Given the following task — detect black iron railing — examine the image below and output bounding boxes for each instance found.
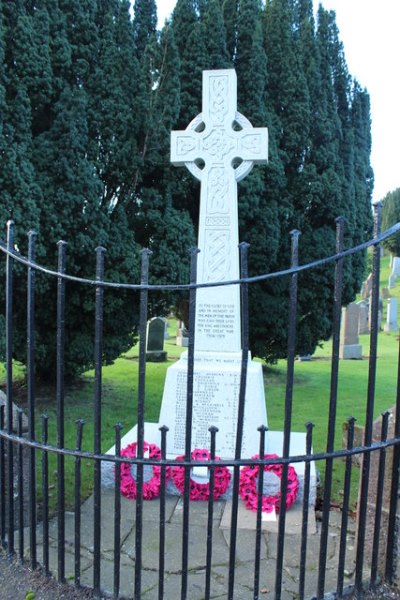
[0,209,399,600]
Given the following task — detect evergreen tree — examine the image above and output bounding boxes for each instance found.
[203,0,230,69]
[0,0,142,379]
[0,0,375,376]
[222,0,239,61]
[133,0,157,56]
[381,189,400,257]
[133,21,195,311]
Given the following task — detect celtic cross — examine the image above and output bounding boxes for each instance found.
[171,70,268,353]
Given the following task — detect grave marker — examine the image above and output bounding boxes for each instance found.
[340,302,362,359]
[146,317,167,362]
[357,300,369,335]
[384,297,399,331]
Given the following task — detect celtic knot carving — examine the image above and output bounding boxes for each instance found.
[206,217,230,227]
[210,76,229,125]
[241,134,262,154]
[207,168,229,213]
[202,129,235,161]
[177,136,197,156]
[205,230,231,282]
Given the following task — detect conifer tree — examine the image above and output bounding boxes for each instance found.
[0,0,374,376]
[381,188,400,257]
[0,0,141,379]
[204,0,230,69]
[133,0,157,55]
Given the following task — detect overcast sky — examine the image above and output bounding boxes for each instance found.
[153,0,400,203]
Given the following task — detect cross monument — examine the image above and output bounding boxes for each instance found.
[159,70,269,458]
[171,69,268,352]
[103,70,315,506]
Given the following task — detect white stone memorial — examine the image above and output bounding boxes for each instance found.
[159,69,269,458]
[103,70,316,508]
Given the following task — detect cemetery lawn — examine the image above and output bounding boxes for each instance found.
[2,263,399,514]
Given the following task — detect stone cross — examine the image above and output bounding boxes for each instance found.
[171,70,268,353]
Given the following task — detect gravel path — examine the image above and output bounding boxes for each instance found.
[0,549,94,600]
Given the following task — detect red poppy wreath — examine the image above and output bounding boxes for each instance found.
[172,449,231,501]
[119,441,170,500]
[239,454,299,513]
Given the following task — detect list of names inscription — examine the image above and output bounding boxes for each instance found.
[173,368,250,457]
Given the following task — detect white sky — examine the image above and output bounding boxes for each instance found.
[154,0,400,203]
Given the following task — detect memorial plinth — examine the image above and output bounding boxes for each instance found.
[159,351,267,458]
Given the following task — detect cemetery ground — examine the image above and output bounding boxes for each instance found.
[2,255,398,515]
[0,255,399,598]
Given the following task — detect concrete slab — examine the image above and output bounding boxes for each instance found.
[220,500,317,534]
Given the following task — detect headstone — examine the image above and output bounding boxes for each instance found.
[340,302,362,359]
[384,297,399,332]
[146,317,167,362]
[392,256,400,278]
[357,300,369,335]
[163,318,170,340]
[176,321,189,347]
[381,287,391,300]
[160,69,269,458]
[362,273,373,299]
[297,354,312,362]
[0,390,29,433]
[389,257,400,288]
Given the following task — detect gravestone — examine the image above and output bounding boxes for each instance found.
[146,317,167,362]
[176,321,189,347]
[389,257,400,288]
[357,300,369,335]
[340,302,362,359]
[384,297,399,332]
[163,318,169,340]
[392,256,400,278]
[381,287,391,300]
[0,390,29,432]
[361,273,373,299]
[160,69,269,458]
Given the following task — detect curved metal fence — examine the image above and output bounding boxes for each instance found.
[0,211,399,600]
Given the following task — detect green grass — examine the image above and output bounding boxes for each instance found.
[3,257,399,513]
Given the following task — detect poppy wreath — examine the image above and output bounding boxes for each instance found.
[119,441,170,500]
[172,449,231,501]
[239,454,299,513]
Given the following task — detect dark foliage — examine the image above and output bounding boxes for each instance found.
[0,0,373,377]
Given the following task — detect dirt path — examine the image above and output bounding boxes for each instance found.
[0,548,94,600]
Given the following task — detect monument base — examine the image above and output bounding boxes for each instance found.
[158,350,268,459]
[102,425,317,510]
[340,344,363,359]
